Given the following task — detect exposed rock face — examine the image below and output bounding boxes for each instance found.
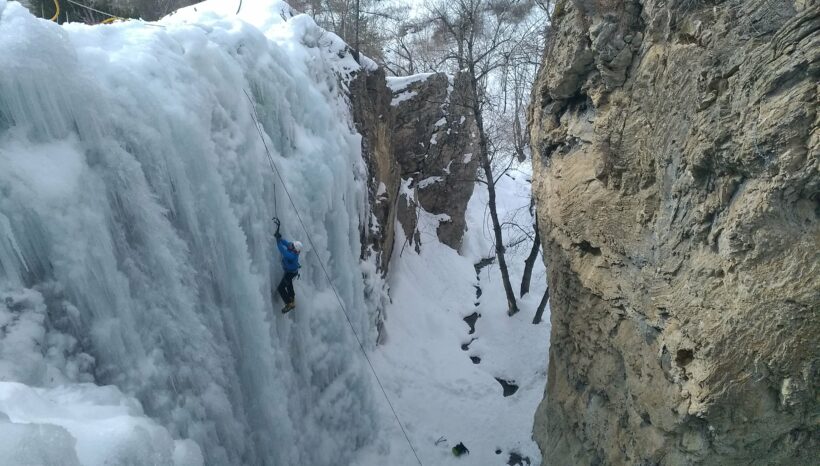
[349,68,399,273]
[349,70,480,269]
[529,1,819,464]
[389,72,481,251]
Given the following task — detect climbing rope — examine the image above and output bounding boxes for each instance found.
[49,0,60,22]
[273,180,278,218]
[242,89,279,218]
[243,89,423,466]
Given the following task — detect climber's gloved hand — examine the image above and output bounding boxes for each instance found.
[273,217,281,239]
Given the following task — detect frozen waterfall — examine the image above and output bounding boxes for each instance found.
[0,1,385,464]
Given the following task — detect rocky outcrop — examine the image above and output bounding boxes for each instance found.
[349,68,400,273]
[350,70,480,269]
[389,72,481,251]
[529,1,818,464]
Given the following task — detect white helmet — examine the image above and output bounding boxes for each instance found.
[291,241,303,253]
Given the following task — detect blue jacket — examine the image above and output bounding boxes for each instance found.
[277,238,301,272]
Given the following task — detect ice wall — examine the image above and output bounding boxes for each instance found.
[0,1,381,464]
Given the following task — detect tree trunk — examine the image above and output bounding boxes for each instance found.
[468,70,519,316]
[481,154,519,315]
[520,218,541,297]
[353,0,360,62]
[532,287,549,324]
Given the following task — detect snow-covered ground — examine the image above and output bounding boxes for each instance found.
[359,167,551,465]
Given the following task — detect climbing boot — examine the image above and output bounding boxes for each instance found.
[281,301,295,314]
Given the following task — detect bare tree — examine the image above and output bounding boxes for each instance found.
[533,0,553,20]
[381,18,443,76]
[417,0,547,316]
[532,286,549,324]
[519,215,540,296]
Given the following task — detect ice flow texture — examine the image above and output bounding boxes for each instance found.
[0,1,379,464]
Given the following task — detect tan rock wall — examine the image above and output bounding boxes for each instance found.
[529,0,819,463]
[349,68,399,273]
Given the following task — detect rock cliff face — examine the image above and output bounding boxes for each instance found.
[389,72,481,252]
[528,1,818,464]
[350,70,480,269]
[349,68,400,273]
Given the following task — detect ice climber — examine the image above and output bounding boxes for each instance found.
[273,217,302,313]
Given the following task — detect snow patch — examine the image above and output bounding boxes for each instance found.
[399,178,416,204]
[417,176,443,189]
[370,212,381,233]
[391,90,417,107]
[386,72,435,93]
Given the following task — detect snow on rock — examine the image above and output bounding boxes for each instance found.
[417,176,443,189]
[0,0,384,464]
[385,72,436,93]
[390,90,418,107]
[399,177,416,204]
[387,73,442,107]
[376,181,388,197]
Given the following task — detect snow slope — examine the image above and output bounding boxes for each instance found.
[360,166,551,465]
[0,1,386,464]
